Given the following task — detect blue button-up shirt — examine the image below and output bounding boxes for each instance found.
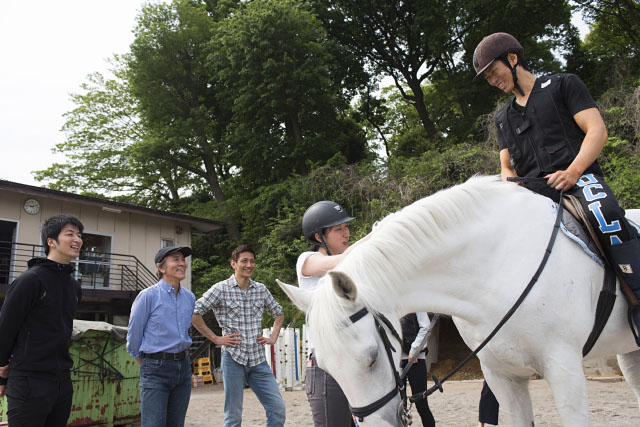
[126,279,195,358]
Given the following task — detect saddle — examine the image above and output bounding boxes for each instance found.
[561,195,639,353]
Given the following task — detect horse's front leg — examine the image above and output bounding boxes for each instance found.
[483,370,534,427]
[542,348,590,426]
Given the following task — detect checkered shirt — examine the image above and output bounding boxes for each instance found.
[194,274,283,367]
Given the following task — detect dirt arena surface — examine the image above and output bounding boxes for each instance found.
[185,377,639,426]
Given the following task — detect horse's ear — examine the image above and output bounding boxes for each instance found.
[276,279,313,312]
[328,271,357,302]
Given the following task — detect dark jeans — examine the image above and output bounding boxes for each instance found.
[306,361,353,427]
[139,356,192,427]
[400,358,435,427]
[479,380,499,425]
[6,372,73,427]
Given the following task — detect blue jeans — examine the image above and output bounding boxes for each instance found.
[221,351,286,427]
[139,357,192,427]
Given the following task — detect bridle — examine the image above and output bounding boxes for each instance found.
[347,307,412,426]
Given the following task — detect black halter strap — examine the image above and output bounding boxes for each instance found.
[347,307,410,424]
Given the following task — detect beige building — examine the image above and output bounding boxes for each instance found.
[0,179,224,325]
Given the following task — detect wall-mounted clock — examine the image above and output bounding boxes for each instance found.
[23,198,40,215]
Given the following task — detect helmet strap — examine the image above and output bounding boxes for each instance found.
[319,235,332,256]
[502,54,525,97]
[511,65,525,96]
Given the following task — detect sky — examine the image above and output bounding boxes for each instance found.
[1,0,151,186]
[0,1,590,187]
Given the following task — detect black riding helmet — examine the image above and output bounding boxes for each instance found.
[302,201,355,255]
[473,32,525,96]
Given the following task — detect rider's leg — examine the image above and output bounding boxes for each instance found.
[569,174,640,334]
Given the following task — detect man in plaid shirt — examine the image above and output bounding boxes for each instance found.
[192,245,286,427]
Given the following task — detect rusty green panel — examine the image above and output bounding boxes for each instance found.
[0,326,140,426]
[0,391,5,424]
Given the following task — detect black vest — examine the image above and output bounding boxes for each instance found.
[400,313,419,355]
[494,73,603,179]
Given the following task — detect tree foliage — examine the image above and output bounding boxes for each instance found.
[34,0,640,325]
[211,0,370,186]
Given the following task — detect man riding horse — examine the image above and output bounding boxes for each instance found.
[473,32,640,337]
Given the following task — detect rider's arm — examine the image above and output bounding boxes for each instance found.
[301,233,372,276]
[500,148,517,182]
[546,107,607,190]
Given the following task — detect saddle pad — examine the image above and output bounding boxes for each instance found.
[549,201,603,266]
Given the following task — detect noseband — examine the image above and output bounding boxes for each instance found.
[347,307,412,426]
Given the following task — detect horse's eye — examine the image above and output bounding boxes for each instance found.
[364,347,378,368]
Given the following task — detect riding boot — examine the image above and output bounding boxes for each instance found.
[607,237,640,340]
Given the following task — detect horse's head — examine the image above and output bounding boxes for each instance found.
[277,272,407,426]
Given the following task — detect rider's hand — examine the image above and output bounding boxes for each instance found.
[545,169,579,191]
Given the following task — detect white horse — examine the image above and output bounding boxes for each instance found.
[278,175,640,426]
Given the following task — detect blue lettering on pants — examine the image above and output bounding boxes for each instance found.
[578,174,623,244]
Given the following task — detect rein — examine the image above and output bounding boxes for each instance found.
[410,177,565,403]
[348,307,411,425]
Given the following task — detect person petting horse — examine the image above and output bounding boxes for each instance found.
[297,201,370,427]
[473,32,640,337]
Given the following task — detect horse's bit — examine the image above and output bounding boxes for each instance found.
[347,307,412,426]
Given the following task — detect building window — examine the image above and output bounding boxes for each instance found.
[161,238,174,248]
[76,233,112,288]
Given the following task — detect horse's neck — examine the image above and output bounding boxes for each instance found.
[392,192,559,322]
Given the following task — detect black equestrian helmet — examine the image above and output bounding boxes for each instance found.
[302,201,355,244]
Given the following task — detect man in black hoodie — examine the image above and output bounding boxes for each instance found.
[0,214,83,427]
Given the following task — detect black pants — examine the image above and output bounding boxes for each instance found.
[400,358,435,427]
[479,380,499,425]
[6,372,73,427]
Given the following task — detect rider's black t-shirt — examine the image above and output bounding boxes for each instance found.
[494,73,603,178]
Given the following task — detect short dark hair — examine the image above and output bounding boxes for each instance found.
[231,245,255,262]
[41,214,84,255]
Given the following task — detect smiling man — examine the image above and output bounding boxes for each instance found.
[127,246,196,427]
[473,32,640,337]
[192,244,286,427]
[0,214,84,426]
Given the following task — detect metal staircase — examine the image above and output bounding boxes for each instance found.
[188,311,220,361]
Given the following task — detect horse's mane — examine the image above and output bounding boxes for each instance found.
[307,175,526,354]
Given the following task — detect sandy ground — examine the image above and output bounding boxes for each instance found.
[185,377,640,426]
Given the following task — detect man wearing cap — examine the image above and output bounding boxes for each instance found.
[473,32,640,337]
[127,246,196,427]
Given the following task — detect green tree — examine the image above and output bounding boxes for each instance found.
[315,0,575,146]
[568,1,640,97]
[33,60,193,209]
[211,0,370,186]
[128,0,241,239]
